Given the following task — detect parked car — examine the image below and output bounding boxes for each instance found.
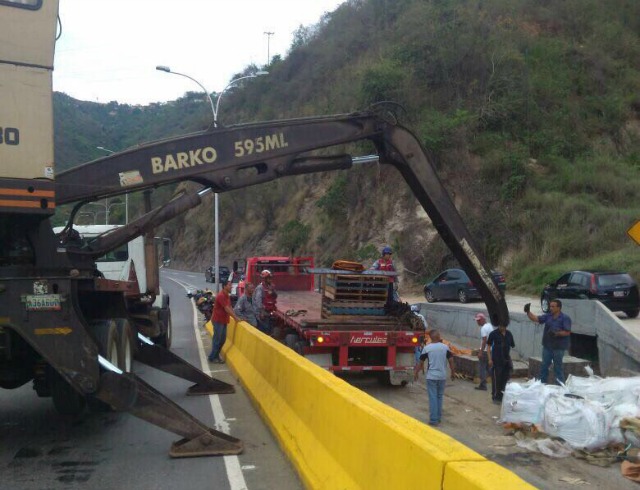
[204,265,230,284]
[540,270,640,318]
[423,268,506,304]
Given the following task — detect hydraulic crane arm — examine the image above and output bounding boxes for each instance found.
[57,111,509,327]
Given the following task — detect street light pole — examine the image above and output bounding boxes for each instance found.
[97,146,128,224]
[85,200,124,225]
[155,66,216,122]
[210,71,267,294]
[156,66,268,293]
[264,31,274,65]
[213,71,268,127]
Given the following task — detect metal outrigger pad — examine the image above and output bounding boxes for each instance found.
[135,340,235,394]
[96,371,243,457]
[170,428,244,458]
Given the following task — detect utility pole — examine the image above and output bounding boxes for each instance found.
[264,31,274,65]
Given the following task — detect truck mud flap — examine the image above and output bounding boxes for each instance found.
[135,341,235,395]
[96,371,243,457]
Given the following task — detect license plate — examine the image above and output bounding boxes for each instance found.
[25,294,62,311]
[613,291,625,297]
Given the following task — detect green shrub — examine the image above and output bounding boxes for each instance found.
[359,58,405,106]
[316,175,348,220]
[356,244,378,262]
[278,220,310,254]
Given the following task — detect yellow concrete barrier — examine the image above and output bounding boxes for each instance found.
[219,321,534,490]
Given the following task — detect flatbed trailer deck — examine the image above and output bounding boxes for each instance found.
[273,290,419,384]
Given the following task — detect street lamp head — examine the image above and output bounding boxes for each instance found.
[155,65,216,122]
[255,70,269,77]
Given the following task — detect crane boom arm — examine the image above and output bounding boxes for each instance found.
[56,111,509,327]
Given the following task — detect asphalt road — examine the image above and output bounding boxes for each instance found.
[0,269,302,490]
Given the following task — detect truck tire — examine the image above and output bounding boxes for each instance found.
[285,334,299,349]
[377,371,391,386]
[90,319,120,368]
[626,309,640,319]
[156,311,172,349]
[87,320,120,412]
[294,340,307,355]
[115,318,135,372]
[51,371,86,416]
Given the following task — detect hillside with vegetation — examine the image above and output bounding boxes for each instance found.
[53,0,640,295]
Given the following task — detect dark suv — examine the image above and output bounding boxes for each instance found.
[205,265,230,284]
[541,271,639,318]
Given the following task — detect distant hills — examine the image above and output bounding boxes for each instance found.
[54,0,640,293]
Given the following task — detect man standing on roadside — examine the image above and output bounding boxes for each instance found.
[524,299,571,384]
[413,329,456,426]
[208,279,240,364]
[474,313,495,391]
[234,282,257,326]
[487,324,515,404]
[254,269,278,334]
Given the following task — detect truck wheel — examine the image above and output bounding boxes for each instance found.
[294,341,307,355]
[87,320,120,412]
[115,318,135,372]
[285,334,299,349]
[91,320,120,368]
[156,313,172,349]
[51,371,86,416]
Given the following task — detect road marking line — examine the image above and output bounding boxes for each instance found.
[167,276,248,490]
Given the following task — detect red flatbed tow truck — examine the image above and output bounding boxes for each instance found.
[243,257,422,386]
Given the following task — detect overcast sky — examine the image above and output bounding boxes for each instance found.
[53,0,345,105]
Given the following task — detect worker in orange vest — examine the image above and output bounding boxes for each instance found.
[370,246,399,304]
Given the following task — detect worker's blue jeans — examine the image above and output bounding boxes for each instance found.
[540,346,565,385]
[257,316,272,335]
[209,321,227,361]
[426,379,446,424]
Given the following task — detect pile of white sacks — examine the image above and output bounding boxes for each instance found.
[501,370,640,452]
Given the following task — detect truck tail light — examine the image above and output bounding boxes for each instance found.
[316,336,324,344]
[411,336,418,344]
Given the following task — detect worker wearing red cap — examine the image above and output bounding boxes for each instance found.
[474,312,495,391]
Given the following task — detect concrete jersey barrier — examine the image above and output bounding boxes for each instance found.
[218,320,533,490]
[419,299,640,376]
